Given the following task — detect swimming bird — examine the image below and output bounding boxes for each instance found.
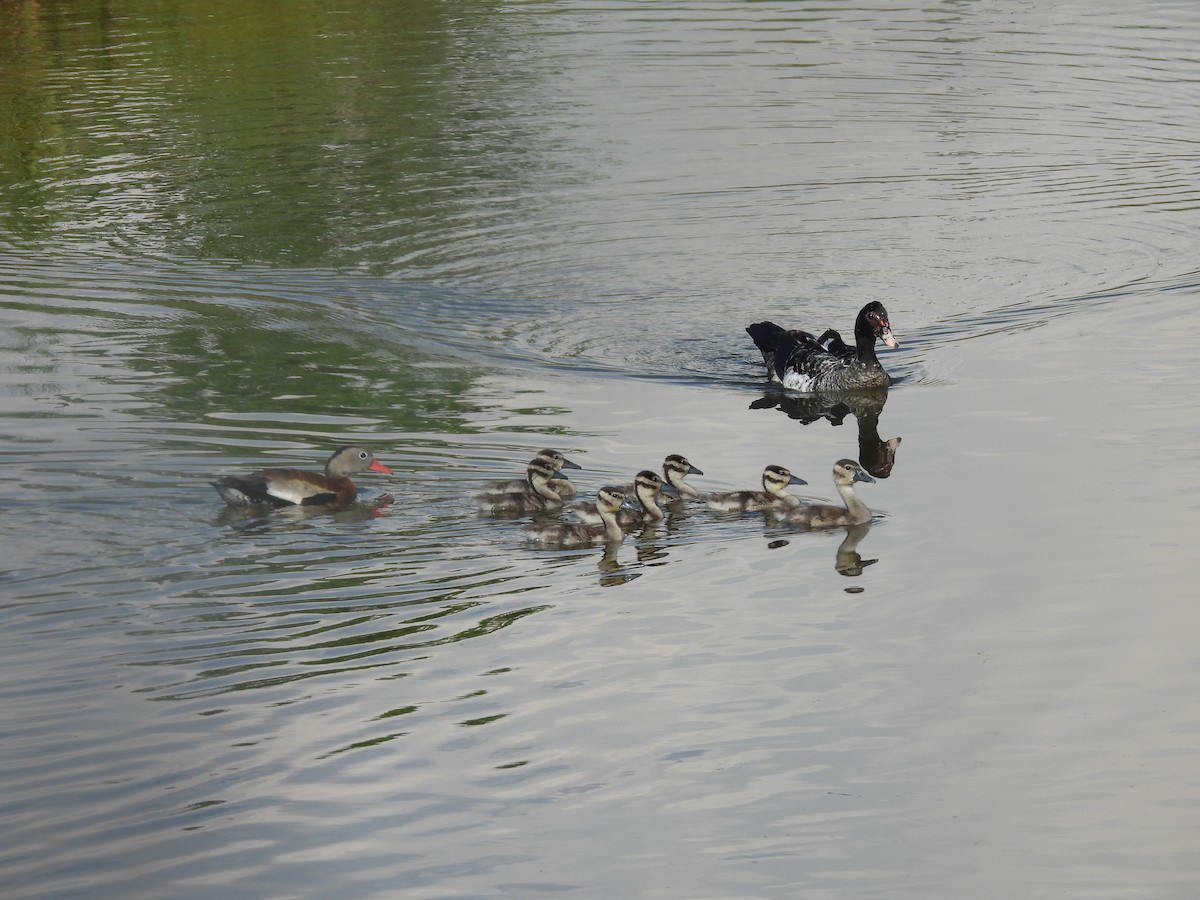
[644,454,704,501]
[572,470,678,527]
[705,465,808,513]
[475,456,571,515]
[770,459,876,528]
[480,449,582,500]
[523,487,627,547]
[746,301,899,391]
[210,445,393,507]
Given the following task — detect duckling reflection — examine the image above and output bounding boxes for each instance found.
[706,464,807,513]
[481,449,582,500]
[834,523,877,576]
[597,541,634,585]
[631,527,671,566]
[769,459,875,528]
[764,522,878,577]
[749,388,901,479]
[523,487,627,547]
[570,470,678,528]
[475,456,571,515]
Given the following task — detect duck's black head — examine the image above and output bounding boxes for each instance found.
[857,302,899,349]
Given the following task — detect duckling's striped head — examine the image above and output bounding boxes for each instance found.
[833,458,876,485]
[762,464,807,494]
[526,457,562,486]
[634,470,663,492]
[663,454,703,478]
[536,448,583,472]
[596,487,625,513]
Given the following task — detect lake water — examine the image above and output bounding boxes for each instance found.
[3,1,1200,897]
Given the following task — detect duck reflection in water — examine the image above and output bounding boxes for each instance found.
[766,523,878,577]
[216,493,394,530]
[749,388,901,480]
[833,523,876,576]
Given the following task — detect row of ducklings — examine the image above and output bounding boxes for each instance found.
[207,446,875,549]
[474,449,878,548]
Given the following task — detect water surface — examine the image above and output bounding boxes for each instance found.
[2,1,1200,897]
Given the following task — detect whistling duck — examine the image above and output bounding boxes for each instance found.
[210,445,392,507]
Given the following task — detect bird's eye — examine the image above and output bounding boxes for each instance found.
[359,451,368,460]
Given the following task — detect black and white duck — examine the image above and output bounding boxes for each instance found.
[570,470,678,528]
[475,456,571,515]
[769,459,876,528]
[746,301,899,391]
[480,449,582,500]
[523,487,627,547]
[705,464,808,513]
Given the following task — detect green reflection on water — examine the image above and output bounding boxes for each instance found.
[144,302,479,431]
[0,0,561,269]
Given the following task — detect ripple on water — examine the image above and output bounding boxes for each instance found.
[4,1,1200,895]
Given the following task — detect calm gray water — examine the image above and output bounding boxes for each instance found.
[3,1,1200,897]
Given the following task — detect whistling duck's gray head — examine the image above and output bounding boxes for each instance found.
[327,446,393,479]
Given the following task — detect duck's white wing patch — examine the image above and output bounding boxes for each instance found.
[782,370,817,392]
[266,481,322,505]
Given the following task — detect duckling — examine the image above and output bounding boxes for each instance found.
[705,464,808,513]
[572,470,678,528]
[632,454,704,501]
[523,487,627,547]
[770,459,876,528]
[475,457,570,515]
[480,448,582,500]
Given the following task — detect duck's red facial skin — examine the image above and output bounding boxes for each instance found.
[870,312,899,348]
